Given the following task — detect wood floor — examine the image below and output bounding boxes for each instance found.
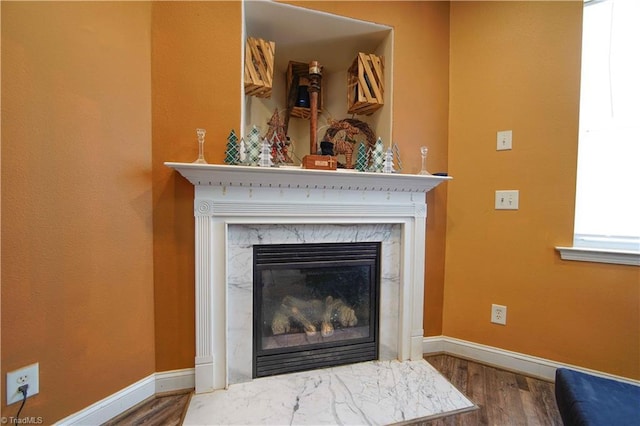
[102,354,563,425]
[420,354,563,425]
[102,391,192,426]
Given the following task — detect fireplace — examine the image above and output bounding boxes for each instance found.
[165,162,450,393]
[253,242,380,377]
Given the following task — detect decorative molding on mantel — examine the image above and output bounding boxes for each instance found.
[194,199,426,218]
[165,162,451,194]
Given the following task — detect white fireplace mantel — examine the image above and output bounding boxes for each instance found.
[165,162,449,193]
[166,162,451,394]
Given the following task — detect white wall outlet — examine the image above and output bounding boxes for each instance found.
[495,190,519,210]
[491,304,507,325]
[6,363,39,405]
[497,130,513,150]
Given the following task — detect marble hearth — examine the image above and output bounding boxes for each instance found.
[165,163,450,394]
[184,359,476,425]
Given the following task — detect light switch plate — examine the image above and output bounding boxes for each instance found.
[497,130,513,151]
[495,190,519,210]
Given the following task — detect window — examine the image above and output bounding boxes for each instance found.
[558,0,640,266]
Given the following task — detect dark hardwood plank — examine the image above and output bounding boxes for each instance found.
[101,391,192,426]
[528,375,564,425]
[464,358,489,425]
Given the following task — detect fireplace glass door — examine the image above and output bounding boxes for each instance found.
[253,242,380,378]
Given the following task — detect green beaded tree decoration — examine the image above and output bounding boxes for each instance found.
[224,130,240,165]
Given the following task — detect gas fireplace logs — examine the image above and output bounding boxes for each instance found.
[271,295,358,338]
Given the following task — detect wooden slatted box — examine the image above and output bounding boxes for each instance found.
[347,52,384,115]
[286,61,323,119]
[244,37,275,98]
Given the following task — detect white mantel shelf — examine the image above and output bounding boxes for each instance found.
[165,162,451,193]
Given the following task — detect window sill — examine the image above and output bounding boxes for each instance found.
[555,246,640,266]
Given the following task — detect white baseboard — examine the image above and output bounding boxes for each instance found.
[423,336,640,386]
[55,368,194,425]
[156,368,195,394]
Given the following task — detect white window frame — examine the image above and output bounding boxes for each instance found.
[556,0,639,267]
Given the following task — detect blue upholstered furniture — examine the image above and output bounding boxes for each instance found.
[555,368,640,425]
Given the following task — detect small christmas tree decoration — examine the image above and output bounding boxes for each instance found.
[355,141,368,172]
[264,108,292,164]
[224,130,241,165]
[393,143,402,172]
[246,125,262,166]
[383,147,395,173]
[239,137,247,164]
[272,134,290,165]
[371,137,385,172]
[258,138,274,167]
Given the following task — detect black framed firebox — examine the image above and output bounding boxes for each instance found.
[253,242,380,378]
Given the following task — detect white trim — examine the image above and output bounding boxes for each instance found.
[54,374,155,426]
[164,162,451,194]
[423,336,640,386]
[155,368,195,394]
[54,369,194,425]
[556,246,639,266]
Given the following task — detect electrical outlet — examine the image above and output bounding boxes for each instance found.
[495,190,519,210]
[497,130,513,150]
[6,363,39,405]
[491,304,507,325]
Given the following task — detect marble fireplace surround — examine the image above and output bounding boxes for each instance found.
[165,163,450,394]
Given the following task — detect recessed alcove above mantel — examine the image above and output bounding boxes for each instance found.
[243,1,393,162]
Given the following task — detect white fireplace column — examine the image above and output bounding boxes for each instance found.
[166,163,450,394]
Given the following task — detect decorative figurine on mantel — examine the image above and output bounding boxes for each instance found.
[239,137,247,164]
[258,138,274,167]
[320,118,376,169]
[245,125,261,166]
[264,108,292,164]
[355,142,368,172]
[302,61,338,170]
[393,143,403,172]
[224,130,240,165]
[383,147,395,173]
[370,138,385,172]
[308,60,322,155]
[193,128,207,164]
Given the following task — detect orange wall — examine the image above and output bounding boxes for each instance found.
[1,2,155,421]
[446,1,640,379]
[151,1,243,370]
[3,1,637,422]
